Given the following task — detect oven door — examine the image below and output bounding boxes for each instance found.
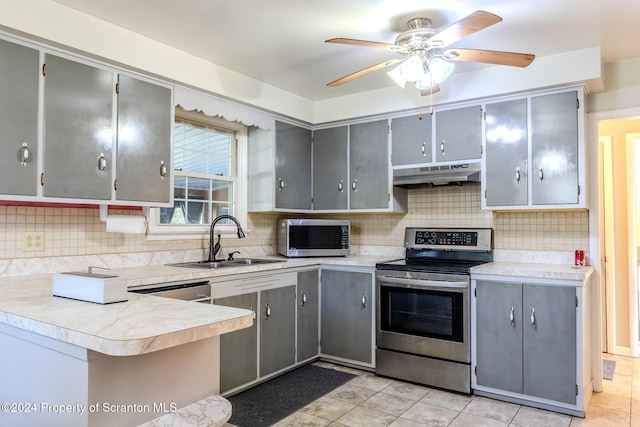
[376,270,470,363]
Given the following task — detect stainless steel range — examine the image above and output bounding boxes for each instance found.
[375,227,493,394]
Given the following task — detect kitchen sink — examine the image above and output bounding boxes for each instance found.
[169,258,286,269]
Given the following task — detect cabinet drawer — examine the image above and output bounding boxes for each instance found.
[211,271,297,298]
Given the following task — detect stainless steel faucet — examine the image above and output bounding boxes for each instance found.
[208,215,246,262]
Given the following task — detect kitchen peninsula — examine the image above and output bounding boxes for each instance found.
[0,274,253,427]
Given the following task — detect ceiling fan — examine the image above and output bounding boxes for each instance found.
[325,10,535,95]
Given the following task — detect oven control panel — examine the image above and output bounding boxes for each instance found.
[404,228,493,251]
[415,231,477,246]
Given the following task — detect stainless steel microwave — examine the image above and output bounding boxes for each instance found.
[277,219,350,257]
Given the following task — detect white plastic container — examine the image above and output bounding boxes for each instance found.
[53,272,128,304]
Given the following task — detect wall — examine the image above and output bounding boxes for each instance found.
[0,186,590,277]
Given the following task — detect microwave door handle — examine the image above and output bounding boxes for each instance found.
[377,275,468,289]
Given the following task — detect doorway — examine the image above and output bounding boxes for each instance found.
[594,114,640,357]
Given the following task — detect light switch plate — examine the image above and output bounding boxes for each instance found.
[23,231,44,252]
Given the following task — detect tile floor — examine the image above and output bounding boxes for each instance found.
[228,353,640,427]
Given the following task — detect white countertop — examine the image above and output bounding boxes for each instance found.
[471,262,594,283]
[0,275,253,356]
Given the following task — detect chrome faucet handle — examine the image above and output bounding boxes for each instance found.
[227,251,241,261]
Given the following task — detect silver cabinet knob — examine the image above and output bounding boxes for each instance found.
[338,180,343,192]
[361,292,367,309]
[530,308,536,328]
[538,168,544,182]
[278,177,285,191]
[352,179,358,192]
[421,141,426,156]
[17,142,31,166]
[159,161,167,178]
[515,168,521,184]
[440,140,446,155]
[97,154,107,172]
[510,306,515,326]
[301,291,307,307]
[265,303,271,320]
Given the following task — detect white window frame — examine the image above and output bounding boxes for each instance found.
[147,111,248,240]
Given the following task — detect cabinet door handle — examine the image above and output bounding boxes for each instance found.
[159,161,167,178]
[538,168,544,182]
[510,306,515,326]
[300,291,307,307]
[278,177,284,191]
[515,168,521,184]
[352,179,358,192]
[97,154,107,172]
[440,140,445,155]
[264,303,271,320]
[530,308,536,328]
[17,142,32,166]
[421,141,426,156]
[361,292,367,309]
[338,180,343,192]
[250,305,256,320]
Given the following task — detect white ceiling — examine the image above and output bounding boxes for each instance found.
[54,0,639,102]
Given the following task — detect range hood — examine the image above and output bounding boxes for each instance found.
[393,163,481,188]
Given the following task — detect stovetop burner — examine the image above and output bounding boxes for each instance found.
[376,258,489,274]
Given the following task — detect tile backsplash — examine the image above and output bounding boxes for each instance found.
[0,185,589,264]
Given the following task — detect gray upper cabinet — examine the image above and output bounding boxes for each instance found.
[259,285,296,377]
[484,99,528,207]
[391,114,433,166]
[275,121,312,210]
[0,39,39,197]
[349,119,390,210]
[312,126,348,210]
[531,91,580,206]
[115,74,172,203]
[482,88,584,210]
[435,105,482,162]
[320,269,373,366]
[297,269,319,362]
[43,54,114,200]
[475,280,577,405]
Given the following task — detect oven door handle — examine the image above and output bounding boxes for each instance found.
[377,275,468,289]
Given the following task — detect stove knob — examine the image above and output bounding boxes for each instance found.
[428,239,436,244]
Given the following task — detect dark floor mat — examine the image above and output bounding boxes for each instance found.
[227,364,356,427]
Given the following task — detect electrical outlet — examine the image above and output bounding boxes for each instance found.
[23,231,44,252]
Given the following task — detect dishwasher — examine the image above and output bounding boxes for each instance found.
[129,279,211,303]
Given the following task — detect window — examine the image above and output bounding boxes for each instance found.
[147,109,247,239]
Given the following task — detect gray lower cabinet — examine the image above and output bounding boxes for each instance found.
[214,292,258,393]
[115,74,172,203]
[259,285,297,377]
[475,280,577,405]
[0,38,39,196]
[297,270,319,362]
[43,53,114,200]
[320,269,373,365]
[312,126,348,210]
[391,114,433,166]
[435,105,482,162]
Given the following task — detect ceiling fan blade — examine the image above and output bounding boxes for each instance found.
[427,10,502,48]
[327,59,403,87]
[325,38,400,51]
[421,85,441,96]
[443,48,535,67]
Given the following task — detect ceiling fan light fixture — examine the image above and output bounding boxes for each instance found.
[443,50,460,60]
[399,55,424,83]
[386,64,407,88]
[429,58,454,83]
